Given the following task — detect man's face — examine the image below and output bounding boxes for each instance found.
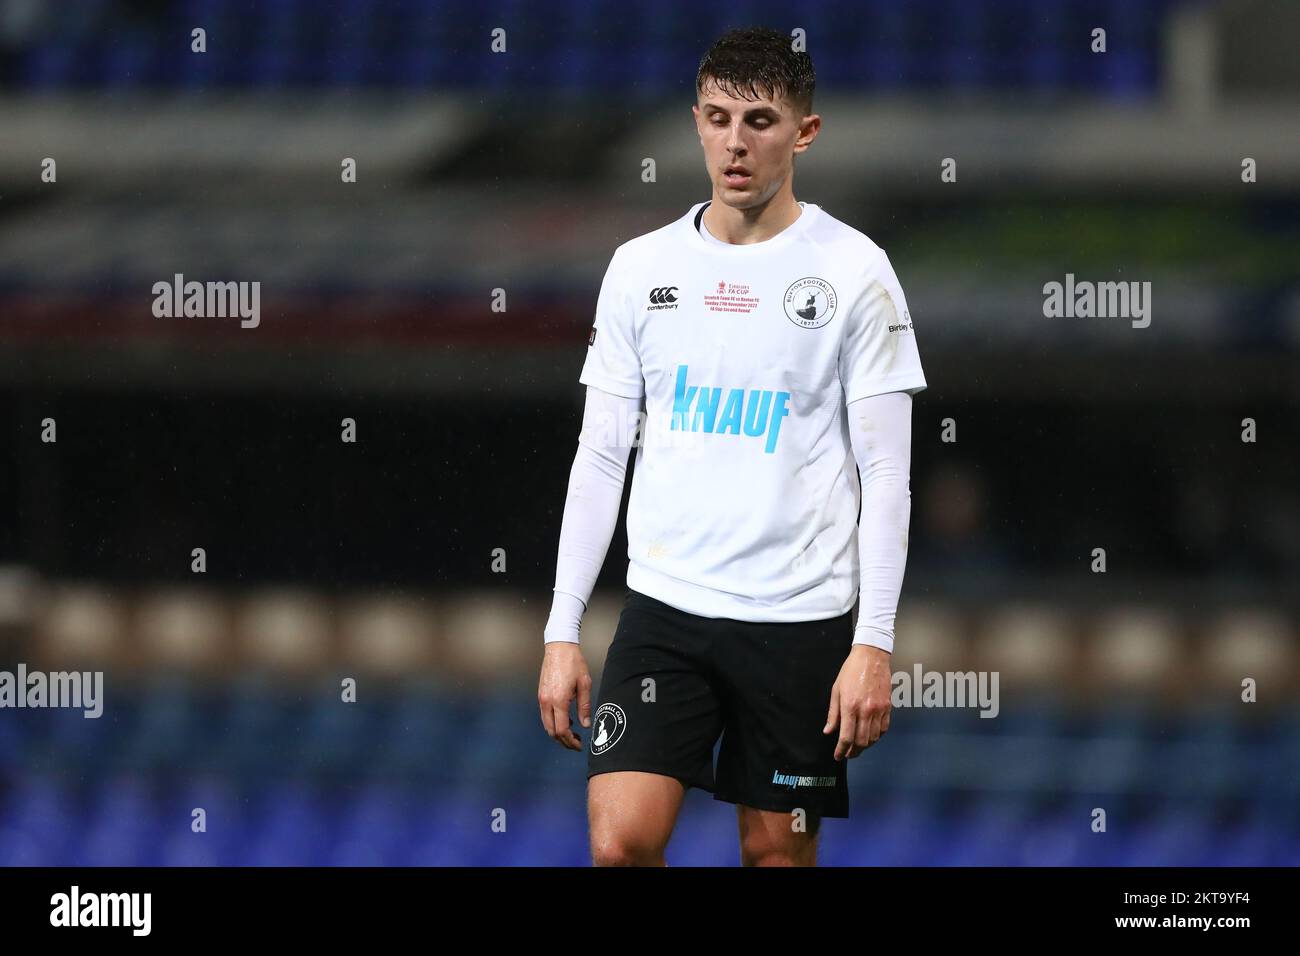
[692,79,817,209]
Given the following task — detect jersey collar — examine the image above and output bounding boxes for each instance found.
[687,200,817,253]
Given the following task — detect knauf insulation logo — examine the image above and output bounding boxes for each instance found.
[669,364,790,454]
[771,771,837,790]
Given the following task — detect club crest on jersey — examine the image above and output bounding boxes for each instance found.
[670,364,790,454]
[590,702,627,755]
[783,277,837,329]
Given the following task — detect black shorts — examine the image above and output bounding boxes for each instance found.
[587,588,853,819]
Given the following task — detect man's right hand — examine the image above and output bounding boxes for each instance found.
[538,642,593,751]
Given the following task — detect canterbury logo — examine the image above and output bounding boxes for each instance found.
[648,287,678,304]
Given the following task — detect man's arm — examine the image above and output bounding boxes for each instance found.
[542,384,643,645]
[825,389,913,759]
[847,389,914,654]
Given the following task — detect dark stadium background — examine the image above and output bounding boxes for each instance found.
[0,0,1296,865]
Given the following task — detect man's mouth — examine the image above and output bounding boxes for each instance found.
[724,165,752,186]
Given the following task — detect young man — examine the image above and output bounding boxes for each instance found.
[537,26,926,866]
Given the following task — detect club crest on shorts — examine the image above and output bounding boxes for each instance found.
[590,702,627,755]
[783,277,837,329]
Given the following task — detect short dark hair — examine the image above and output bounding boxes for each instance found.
[696,26,815,117]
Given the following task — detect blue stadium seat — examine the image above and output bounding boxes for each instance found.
[326,781,411,865]
[1111,804,1213,866]
[936,794,1041,866]
[289,690,383,778]
[0,775,79,865]
[370,679,468,781]
[115,676,208,773]
[244,780,333,865]
[77,776,164,866]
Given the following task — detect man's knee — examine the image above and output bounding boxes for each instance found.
[738,808,820,866]
[740,836,818,866]
[742,846,809,866]
[590,832,667,866]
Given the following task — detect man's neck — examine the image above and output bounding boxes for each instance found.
[701,194,802,245]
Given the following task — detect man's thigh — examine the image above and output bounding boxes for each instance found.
[586,590,722,791]
[585,590,725,864]
[712,611,853,820]
[587,771,688,865]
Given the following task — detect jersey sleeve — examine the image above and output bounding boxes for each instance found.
[839,247,928,405]
[579,247,644,400]
[846,390,914,654]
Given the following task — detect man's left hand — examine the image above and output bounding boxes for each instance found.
[824,644,892,760]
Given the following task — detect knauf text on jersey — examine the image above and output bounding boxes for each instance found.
[670,364,790,454]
